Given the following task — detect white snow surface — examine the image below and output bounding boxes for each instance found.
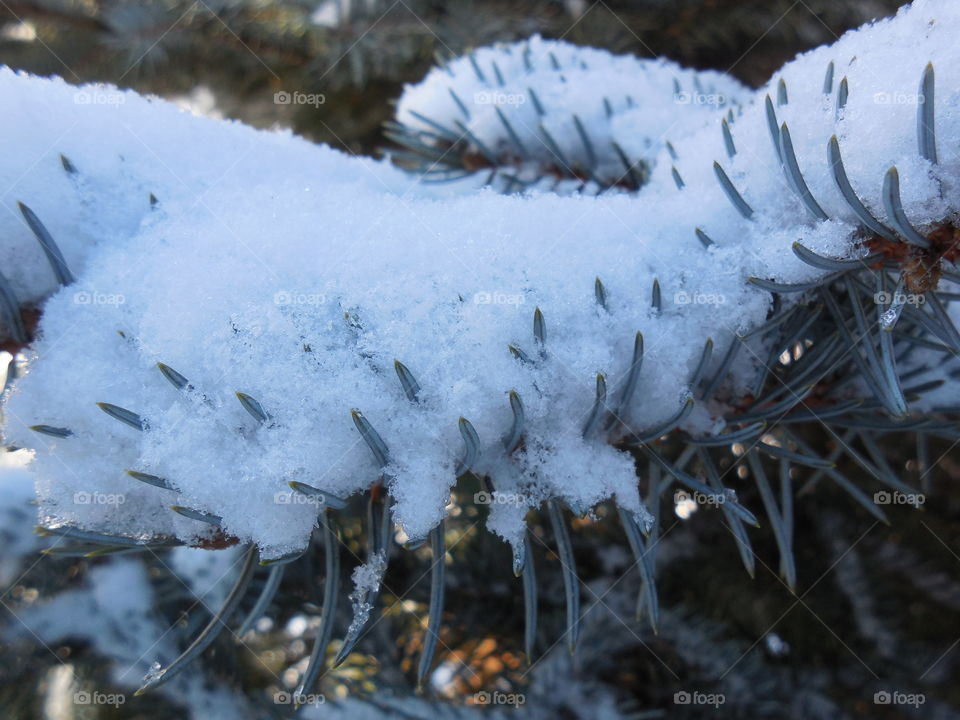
[396,34,749,191]
[0,68,418,309]
[1,0,959,560]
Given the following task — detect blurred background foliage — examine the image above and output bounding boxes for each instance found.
[0,0,910,154]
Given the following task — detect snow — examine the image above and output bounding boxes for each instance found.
[0,67,417,313]
[396,35,749,192]
[345,550,387,637]
[1,0,958,563]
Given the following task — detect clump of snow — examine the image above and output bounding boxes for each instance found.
[0,67,418,317]
[396,35,748,192]
[1,0,958,563]
[345,550,387,637]
[482,436,654,558]
[611,0,960,257]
